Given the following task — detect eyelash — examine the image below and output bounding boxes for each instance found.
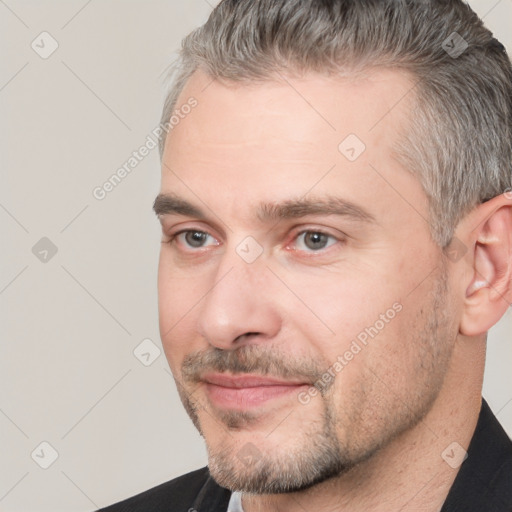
[166,230,218,250]
[163,228,343,255]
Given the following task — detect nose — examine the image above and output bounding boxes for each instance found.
[196,255,282,350]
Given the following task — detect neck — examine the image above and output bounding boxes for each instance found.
[243,338,484,512]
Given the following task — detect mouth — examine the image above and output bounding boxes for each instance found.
[201,373,310,410]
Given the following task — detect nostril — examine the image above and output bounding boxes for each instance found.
[234,332,262,343]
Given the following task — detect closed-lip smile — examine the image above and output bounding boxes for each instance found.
[201,373,310,410]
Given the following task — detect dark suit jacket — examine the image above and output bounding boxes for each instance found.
[98,398,512,511]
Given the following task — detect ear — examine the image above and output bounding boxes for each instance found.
[458,192,512,336]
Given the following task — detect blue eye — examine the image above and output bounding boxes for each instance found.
[295,231,337,251]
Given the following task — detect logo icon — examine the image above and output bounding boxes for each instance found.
[31,441,59,469]
[236,236,264,264]
[446,236,467,263]
[32,237,58,263]
[237,442,262,467]
[338,134,366,162]
[441,441,468,469]
[133,338,161,366]
[442,32,468,59]
[31,32,59,59]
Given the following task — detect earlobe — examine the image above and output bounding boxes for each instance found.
[459,194,512,337]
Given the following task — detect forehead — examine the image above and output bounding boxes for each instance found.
[165,68,415,148]
[160,68,423,224]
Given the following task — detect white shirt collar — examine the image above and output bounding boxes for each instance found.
[227,491,244,512]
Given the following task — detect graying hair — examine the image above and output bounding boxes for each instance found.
[158,0,512,246]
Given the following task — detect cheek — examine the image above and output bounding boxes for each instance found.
[159,310,198,377]
[157,260,209,368]
[292,271,400,350]
[286,267,412,400]
[158,251,209,325]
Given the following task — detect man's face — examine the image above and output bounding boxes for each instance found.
[156,70,459,492]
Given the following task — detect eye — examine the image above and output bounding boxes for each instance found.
[294,231,338,252]
[172,230,219,249]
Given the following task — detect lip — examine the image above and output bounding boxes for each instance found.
[201,373,310,410]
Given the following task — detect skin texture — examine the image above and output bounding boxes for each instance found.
[156,69,512,511]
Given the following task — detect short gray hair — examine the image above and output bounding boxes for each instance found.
[159,0,512,246]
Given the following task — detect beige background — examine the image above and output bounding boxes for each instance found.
[1,1,511,510]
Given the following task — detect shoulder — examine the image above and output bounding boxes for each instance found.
[98,466,231,512]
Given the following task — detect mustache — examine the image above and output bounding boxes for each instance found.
[181,345,326,385]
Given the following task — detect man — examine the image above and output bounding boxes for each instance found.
[99,0,512,510]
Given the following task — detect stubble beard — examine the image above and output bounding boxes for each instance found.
[173,265,455,494]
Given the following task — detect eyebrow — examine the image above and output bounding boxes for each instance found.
[153,193,206,219]
[153,193,375,224]
[257,197,375,223]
